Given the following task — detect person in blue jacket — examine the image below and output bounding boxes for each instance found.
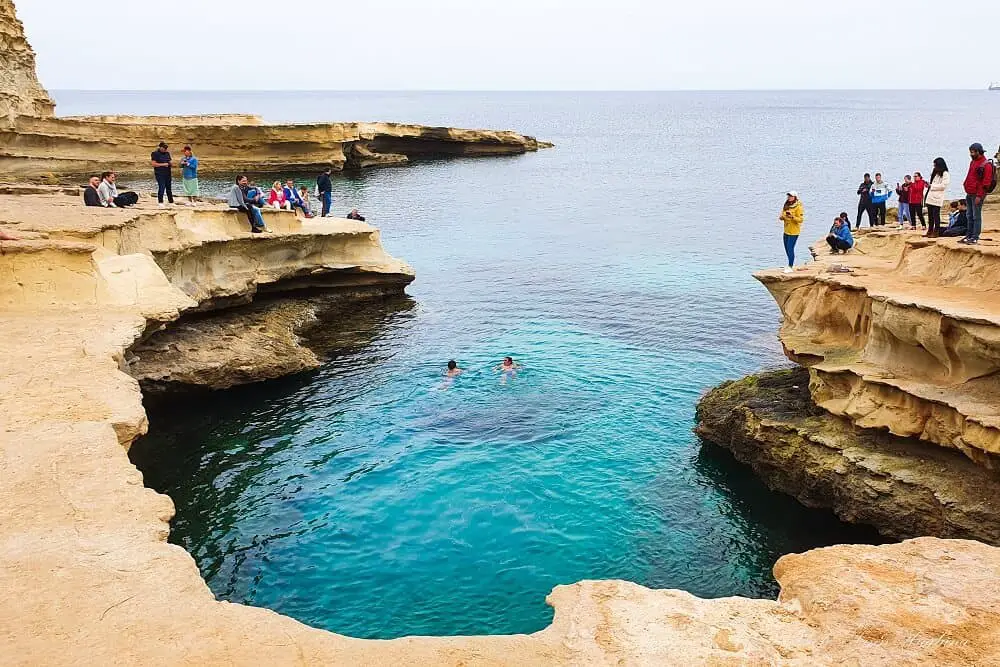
[869,173,893,226]
[826,216,854,253]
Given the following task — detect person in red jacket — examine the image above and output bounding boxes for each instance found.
[962,142,994,244]
[908,171,927,230]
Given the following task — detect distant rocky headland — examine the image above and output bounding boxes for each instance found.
[3,0,1000,663]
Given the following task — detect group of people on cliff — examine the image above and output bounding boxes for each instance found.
[82,142,368,231]
[851,143,996,243]
[779,142,997,272]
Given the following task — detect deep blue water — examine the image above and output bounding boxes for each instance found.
[114,91,1000,639]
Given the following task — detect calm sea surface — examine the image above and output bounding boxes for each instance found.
[105,90,1000,639]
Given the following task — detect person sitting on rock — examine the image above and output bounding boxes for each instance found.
[97,171,139,208]
[228,174,268,233]
[942,200,969,238]
[826,216,854,254]
[283,179,314,218]
[83,175,102,207]
[246,181,267,208]
[298,187,314,216]
[346,208,366,221]
[268,181,291,210]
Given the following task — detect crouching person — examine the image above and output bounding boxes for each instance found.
[97,172,139,207]
[228,174,268,233]
[826,216,854,254]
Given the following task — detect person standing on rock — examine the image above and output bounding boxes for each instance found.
[779,191,804,274]
[961,142,995,245]
[895,175,912,226]
[855,173,874,229]
[869,173,893,227]
[180,145,199,205]
[908,171,927,231]
[925,158,950,238]
[317,167,333,217]
[151,141,174,207]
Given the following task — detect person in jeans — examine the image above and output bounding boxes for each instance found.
[869,173,893,226]
[227,174,267,233]
[895,175,912,225]
[908,171,927,230]
[150,141,174,207]
[961,142,995,245]
[826,216,854,254]
[924,158,950,238]
[283,179,314,217]
[855,173,873,229]
[317,167,333,217]
[778,191,804,273]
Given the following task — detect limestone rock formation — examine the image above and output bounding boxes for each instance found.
[697,367,1000,544]
[752,206,1000,466]
[0,0,54,123]
[4,192,1000,666]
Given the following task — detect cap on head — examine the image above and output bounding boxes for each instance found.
[787,190,798,198]
[970,142,985,153]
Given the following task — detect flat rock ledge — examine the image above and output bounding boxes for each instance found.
[696,368,1000,544]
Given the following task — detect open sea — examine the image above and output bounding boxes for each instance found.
[106,90,1000,639]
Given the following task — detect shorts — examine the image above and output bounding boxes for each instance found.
[182,178,200,196]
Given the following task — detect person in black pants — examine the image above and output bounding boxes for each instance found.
[855,173,873,229]
[151,141,174,207]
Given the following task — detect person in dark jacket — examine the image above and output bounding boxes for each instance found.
[83,175,102,207]
[317,168,333,217]
[150,141,174,207]
[346,208,366,221]
[942,200,969,237]
[855,173,873,229]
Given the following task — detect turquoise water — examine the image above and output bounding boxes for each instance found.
[118,91,1000,639]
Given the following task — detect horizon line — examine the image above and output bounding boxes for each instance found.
[47,87,998,94]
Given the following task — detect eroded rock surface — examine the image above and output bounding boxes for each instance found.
[697,368,1000,544]
[0,0,54,123]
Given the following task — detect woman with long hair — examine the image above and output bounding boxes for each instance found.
[924,158,950,238]
[779,191,804,273]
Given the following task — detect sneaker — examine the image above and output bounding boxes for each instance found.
[251,227,264,234]
[782,267,794,274]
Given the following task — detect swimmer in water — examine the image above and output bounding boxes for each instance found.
[494,356,522,383]
[446,360,463,377]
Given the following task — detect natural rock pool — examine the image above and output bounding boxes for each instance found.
[118,89,998,639]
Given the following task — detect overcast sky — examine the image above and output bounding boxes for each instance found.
[17,0,1000,91]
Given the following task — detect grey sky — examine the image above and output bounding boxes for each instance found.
[18,0,1000,90]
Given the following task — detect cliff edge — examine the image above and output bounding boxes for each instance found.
[0,0,55,122]
[3,194,1000,665]
[697,203,1000,545]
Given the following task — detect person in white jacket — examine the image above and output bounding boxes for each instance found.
[924,157,950,238]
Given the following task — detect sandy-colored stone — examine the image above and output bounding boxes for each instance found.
[5,191,1000,665]
[696,367,1000,544]
[754,203,1000,464]
[0,0,54,122]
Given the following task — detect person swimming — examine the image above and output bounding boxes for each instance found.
[446,360,462,377]
[494,356,522,384]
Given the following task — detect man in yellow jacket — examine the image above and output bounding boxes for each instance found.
[779,191,804,274]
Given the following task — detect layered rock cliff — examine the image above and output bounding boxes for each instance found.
[697,204,1000,545]
[4,193,1000,665]
[0,0,54,123]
